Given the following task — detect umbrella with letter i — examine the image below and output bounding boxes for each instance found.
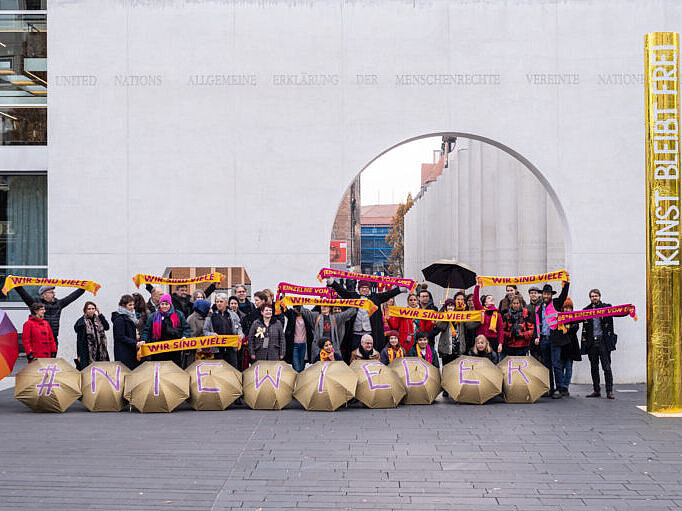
[421,259,477,299]
[0,308,19,381]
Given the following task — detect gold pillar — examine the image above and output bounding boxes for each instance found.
[646,32,682,413]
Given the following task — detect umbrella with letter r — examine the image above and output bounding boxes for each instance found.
[498,356,549,403]
[0,308,19,381]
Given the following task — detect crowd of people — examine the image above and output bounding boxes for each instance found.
[16,275,619,400]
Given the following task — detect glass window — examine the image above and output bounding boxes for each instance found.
[0,174,47,302]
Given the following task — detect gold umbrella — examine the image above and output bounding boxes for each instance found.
[14,358,82,413]
[498,356,550,403]
[80,361,131,412]
[442,356,503,404]
[242,361,297,410]
[293,361,357,411]
[389,357,441,405]
[185,360,242,411]
[124,361,190,413]
[350,360,406,408]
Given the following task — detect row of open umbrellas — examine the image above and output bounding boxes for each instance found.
[14,355,550,413]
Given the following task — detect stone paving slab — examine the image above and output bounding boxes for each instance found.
[0,383,681,510]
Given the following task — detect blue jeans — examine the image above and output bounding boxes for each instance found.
[560,359,573,390]
[540,338,562,393]
[292,343,306,373]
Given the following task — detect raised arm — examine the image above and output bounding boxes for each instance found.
[554,281,570,310]
[373,286,402,304]
[328,280,356,299]
[472,285,483,310]
[203,283,217,299]
[58,288,86,309]
[14,286,36,307]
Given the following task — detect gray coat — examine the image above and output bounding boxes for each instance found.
[300,307,356,361]
[186,312,207,337]
[248,319,285,361]
[434,321,466,356]
[202,309,244,337]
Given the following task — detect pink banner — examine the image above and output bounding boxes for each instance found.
[556,304,637,325]
[276,282,337,302]
[316,268,417,292]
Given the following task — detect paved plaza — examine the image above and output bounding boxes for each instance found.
[0,379,681,511]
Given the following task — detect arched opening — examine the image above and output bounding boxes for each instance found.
[330,132,571,305]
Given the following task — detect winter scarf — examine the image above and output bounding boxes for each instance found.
[320,349,335,361]
[415,344,434,364]
[152,307,179,340]
[118,306,137,323]
[84,314,109,362]
[486,308,499,333]
[387,345,405,362]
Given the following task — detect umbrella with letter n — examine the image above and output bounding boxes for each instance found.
[350,360,406,408]
[498,356,549,403]
[421,259,477,297]
[0,308,18,381]
[185,359,242,411]
[294,361,357,411]
[389,357,441,405]
[15,358,82,413]
[441,356,503,404]
[242,360,297,410]
[124,361,190,413]
[81,361,131,412]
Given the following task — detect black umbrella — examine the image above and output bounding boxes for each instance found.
[421,259,477,291]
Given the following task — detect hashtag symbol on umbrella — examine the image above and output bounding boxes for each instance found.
[36,364,61,396]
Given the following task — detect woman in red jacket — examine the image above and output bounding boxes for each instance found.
[22,302,57,362]
[472,285,504,352]
[501,296,534,358]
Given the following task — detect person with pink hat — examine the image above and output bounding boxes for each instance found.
[139,293,191,366]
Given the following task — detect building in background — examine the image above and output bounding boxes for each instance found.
[330,176,361,270]
[360,204,398,274]
[404,137,565,306]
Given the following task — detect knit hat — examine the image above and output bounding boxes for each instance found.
[443,298,456,308]
[160,294,172,304]
[38,286,55,295]
[386,330,399,339]
[358,280,372,289]
[563,297,573,309]
[528,286,542,293]
[193,299,211,316]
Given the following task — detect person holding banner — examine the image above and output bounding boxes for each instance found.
[433,295,468,366]
[74,301,110,369]
[380,331,406,365]
[140,294,191,366]
[248,303,285,361]
[350,334,380,362]
[534,280,570,399]
[526,287,543,361]
[581,289,616,399]
[387,293,419,352]
[408,331,439,368]
[203,293,244,368]
[472,285,504,353]
[328,279,405,353]
[15,285,85,350]
[112,294,140,370]
[299,304,357,362]
[500,296,534,359]
[557,298,581,397]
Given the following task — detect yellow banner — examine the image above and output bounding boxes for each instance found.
[138,335,240,358]
[276,295,378,316]
[1,275,101,296]
[476,270,569,287]
[645,32,682,413]
[132,272,225,288]
[387,306,482,323]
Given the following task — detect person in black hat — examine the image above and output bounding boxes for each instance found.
[15,284,86,351]
[526,286,543,360]
[533,277,570,399]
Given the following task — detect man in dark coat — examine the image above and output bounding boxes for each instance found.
[581,288,616,399]
[534,279,570,398]
[16,285,85,349]
[526,286,543,360]
[235,284,257,318]
[328,279,405,352]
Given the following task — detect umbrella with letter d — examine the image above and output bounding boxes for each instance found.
[0,309,18,381]
[81,361,131,412]
[186,359,242,411]
[294,361,357,411]
[421,259,477,294]
[350,360,406,408]
[15,358,82,413]
[441,356,503,404]
[242,361,297,410]
[389,357,441,405]
[124,361,190,413]
[498,356,549,403]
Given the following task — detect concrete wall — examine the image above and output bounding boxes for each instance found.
[46,0,668,380]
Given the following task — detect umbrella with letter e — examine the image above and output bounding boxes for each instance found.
[242,361,297,410]
[498,356,549,403]
[441,356,503,404]
[124,361,190,413]
[0,309,18,381]
[294,361,357,411]
[389,357,441,405]
[80,361,131,412]
[350,360,406,408]
[185,359,242,411]
[15,357,82,413]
